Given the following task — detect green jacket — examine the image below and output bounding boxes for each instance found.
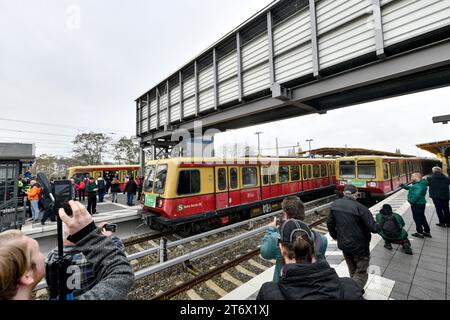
[260,227,328,283]
[86,181,98,194]
[375,212,408,241]
[401,179,428,205]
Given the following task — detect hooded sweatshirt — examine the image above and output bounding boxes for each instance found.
[257,255,364,300]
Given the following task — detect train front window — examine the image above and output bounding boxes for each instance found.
[144,165,156,192]
[339,161,355,178]
[154,165,168,194]
[357,161,376,179]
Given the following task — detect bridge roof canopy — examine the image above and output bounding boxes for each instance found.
[416,140,450,156]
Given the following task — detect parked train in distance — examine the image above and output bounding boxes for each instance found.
[141,157,336,235]
[335,156,440,200]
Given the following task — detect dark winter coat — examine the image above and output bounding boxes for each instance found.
[124,180,137,194]
[427,173,450,200]
[110,182,121,193]
[256,255,364,300]
[327,196,380,257]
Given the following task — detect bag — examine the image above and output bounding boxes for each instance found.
[380,215,401,238]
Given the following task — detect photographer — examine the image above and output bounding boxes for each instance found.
[0,201,134,300]
[260,196,328,282]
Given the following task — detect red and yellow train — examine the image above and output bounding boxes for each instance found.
[141,157,336,234]
[141,155,439,234]
[335,156,439,200]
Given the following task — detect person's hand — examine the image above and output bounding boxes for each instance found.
[59,200,93,236]
[98,222,113,237]
[268,217,277,228]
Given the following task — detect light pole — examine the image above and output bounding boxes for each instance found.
[255,132,263,156]
[306,139,314,158]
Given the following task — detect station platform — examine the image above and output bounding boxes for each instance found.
[21,193,147,254]
[221,189,449,300]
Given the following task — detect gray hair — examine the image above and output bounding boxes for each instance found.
[432,166,442,173]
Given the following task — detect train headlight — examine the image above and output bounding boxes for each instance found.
[368,182,377,188]
[157,198,163,208]
[339,181,347,186]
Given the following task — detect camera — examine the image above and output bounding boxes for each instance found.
[276,217,283,227]
[103,224,117,233]
[52,180,74,215]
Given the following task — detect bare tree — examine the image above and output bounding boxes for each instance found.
[112,137,140,164]
[72,132,111,165]
[32,154,80,178]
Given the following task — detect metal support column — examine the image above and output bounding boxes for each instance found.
[372,0,385,58]
[179,71,184,121]
[166,80,170,127]
[135,100,140,137]
[267,11,275,85]
[156,88,160,129]
[194,60,199,116]
[309,0,320,78]
[147,93,150,134]
[213,48,219,110]
[140,147,145,177]
[236,32,243,102]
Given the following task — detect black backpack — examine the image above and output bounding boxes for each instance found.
[380,214,401,238]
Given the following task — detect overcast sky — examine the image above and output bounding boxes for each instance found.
[0,0,448,159]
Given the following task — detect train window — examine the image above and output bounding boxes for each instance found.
[144,165,156,192]
[339,161,355,178]
[261,167,270,185]
[320,164,327,177]
[383,163,389,180]
[290,165,300,181]
[230,168,238,189]
[270,166,277,184]
[218,168,227,191]
[302,166,308,180]
[308,165,313,179]
[154,165,168,194]
[242,167,257,187]
[279,166,289,183]
[357,161,376,179]
[391,163,398,177]
[313,165,320,178]
[177,170,201,195]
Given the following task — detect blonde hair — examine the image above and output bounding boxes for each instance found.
[0,230,34,300]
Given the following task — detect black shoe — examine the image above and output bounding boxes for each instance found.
[446,224,450,228]
[384,243,393,250]
[41,222,45,226]
[422,232,432,238]
[411,233,424,239]
[436,223,446,227]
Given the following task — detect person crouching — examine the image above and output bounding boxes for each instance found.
[375,204,412,255]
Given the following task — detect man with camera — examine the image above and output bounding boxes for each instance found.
[0,200,134,300]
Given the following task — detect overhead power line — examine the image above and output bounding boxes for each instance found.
[0,117,135,135]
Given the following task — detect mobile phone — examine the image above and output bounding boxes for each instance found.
[104,224,117,233]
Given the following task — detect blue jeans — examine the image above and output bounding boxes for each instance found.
[127,194,135,205]
[98,189,106,202]
[31,200,40,221]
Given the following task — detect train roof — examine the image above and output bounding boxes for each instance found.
[335,155,440,161]
[68,164,140,170]
[145,157,334,166]
[298,147,415,158]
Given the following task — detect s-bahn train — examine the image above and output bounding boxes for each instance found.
[141,157,336,235]
[335,156,440,200]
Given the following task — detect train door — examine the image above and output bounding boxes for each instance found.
[261,166,271,199]
[215,167,229,210]
[269,165,279,198]
[302,165,310,190]
[228,167,241,207]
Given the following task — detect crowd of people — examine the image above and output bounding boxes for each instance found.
[16,174,145,224]
[1,167,448,300]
